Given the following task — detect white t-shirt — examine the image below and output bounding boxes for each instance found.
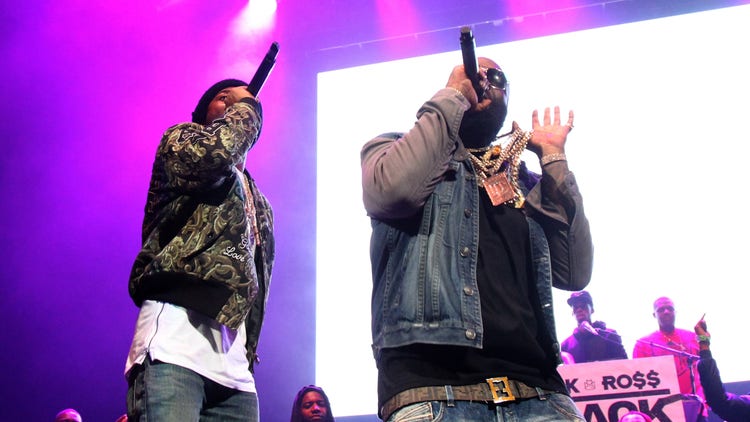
[125,300,256,392]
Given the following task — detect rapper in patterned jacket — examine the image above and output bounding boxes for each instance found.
[125,79,274,422]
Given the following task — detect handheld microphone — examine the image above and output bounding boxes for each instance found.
[580,321,600,336]
[459,26,484,99]
[247,42,279,97]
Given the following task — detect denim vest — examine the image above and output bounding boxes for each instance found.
[369,150,561,363]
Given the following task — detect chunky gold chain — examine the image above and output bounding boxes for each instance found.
[466,145,504,185]
[236,167,261,246]
[467,125,533,207]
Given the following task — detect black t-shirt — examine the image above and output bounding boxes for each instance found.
[378,187,567,408]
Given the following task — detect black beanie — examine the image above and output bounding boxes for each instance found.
[191,79,247,124]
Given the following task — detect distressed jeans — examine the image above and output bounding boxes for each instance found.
[387,393,585,422]
[127,358,259,422]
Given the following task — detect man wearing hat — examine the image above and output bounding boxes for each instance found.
[124,79,275,421]
[560,290,627,363]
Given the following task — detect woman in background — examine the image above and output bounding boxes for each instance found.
[290,385,335,422]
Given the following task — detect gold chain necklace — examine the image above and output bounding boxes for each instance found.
[466,125,532,208]
[467,145,504,183]
[236,167,261,246]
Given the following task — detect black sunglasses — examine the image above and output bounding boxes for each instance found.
[481,66,508,92]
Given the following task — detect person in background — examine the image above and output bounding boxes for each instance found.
[694,318,750,421]
[561,290,627,363]
[559,351,575,365]
[54,408,82,422]
[361,55,593,421]
[618,410,652,422]
[124,79,275,422]
[633,297,706,421]
[290,385,335,422]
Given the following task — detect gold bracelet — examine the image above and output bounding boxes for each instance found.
[445,87,465,99]
[540,153,566,166]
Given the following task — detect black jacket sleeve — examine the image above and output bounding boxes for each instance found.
[698,349,750,421]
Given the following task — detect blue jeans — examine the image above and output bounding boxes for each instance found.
[127,358,259,422]
[387,394,584,422]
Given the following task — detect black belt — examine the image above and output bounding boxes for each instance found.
[380,377,554,421]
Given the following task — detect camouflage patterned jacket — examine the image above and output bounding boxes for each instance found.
[129,98,274,370]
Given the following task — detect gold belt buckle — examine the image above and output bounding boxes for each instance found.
[486,377,516,404]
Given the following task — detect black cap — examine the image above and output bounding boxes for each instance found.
[567,290,593,309]
[191,79,247,124]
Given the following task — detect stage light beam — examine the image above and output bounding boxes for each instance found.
[234,0,277,35]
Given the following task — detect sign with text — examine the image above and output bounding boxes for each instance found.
[558,356,691,422]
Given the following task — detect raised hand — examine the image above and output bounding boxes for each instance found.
[527,106,574,157]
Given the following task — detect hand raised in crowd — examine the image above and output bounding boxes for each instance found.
[694,317,711,351]
[694,319,709,337]
[526,106,574,157]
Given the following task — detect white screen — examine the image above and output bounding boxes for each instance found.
[317,5,750,417]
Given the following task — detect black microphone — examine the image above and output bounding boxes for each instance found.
[580,321,600,336]
[247,42,279,97]
[459,26,484,99]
